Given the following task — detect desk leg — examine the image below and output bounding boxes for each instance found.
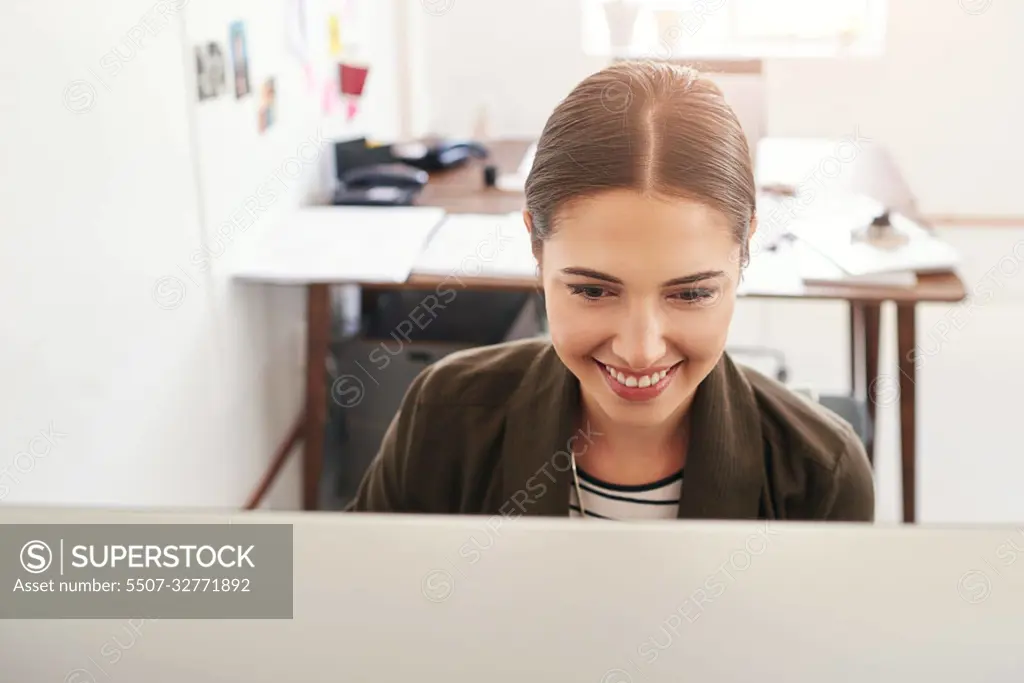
[849,301,881,464]
[304,284,330,511]
[896,303,917,524]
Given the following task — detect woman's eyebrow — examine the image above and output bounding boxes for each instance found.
[662,270,726,286]
[560,267,725,286]
[560,267,623,284]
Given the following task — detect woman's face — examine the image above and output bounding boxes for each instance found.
[532,189,748,430]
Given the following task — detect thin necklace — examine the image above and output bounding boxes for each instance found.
[570,449,587,518]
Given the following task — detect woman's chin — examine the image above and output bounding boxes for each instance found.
[584,382,683,426]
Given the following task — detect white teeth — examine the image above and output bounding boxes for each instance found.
[602,363,675,388]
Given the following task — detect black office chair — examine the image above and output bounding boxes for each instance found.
[819,394,873,453]
[726,345,872,450]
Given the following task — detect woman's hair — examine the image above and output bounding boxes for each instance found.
[524,60,756,266]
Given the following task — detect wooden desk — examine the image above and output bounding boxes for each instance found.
[299,138,966,523]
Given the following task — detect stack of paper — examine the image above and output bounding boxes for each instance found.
[794,240,918,287]
[789,210,959,279]
[228,206,447,285]
[412,212,535,279]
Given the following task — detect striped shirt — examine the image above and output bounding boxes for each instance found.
[569,468,683,520]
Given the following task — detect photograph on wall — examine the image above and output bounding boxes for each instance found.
[195,42,227,101]
[229,21,251,98]
[338,61,369,120]
[328,14,343,56]
[258,78,277,133]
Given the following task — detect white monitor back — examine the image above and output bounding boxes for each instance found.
[2,506,1022,682]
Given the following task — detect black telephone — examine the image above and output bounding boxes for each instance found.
[330,136,488,206]
[390,140,488,171]
[340,163,428,190]
[332,163,428,207]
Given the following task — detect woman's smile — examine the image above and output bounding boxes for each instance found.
[593,358,685,402]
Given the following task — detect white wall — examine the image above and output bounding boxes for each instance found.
[410,0,1022,217]
[2,0,1014,509]
[0,0,400,508]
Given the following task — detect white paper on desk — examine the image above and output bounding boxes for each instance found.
[789,211,959,277]
[228,206,447,285]
[794,240,918,287]
[413,212,535,279]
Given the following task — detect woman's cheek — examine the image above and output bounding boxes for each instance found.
[666,301,735,358]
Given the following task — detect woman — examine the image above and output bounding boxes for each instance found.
[347,60,874,521]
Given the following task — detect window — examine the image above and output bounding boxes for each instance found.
[583,0,887,60]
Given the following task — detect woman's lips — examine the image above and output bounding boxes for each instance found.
[594,359,683,402]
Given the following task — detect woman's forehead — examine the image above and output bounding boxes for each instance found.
[545,190,739,268]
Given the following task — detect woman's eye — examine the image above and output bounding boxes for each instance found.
[673,288,716,303]
[568,285,609,300]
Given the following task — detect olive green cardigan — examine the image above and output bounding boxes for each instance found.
[346,338,874,521]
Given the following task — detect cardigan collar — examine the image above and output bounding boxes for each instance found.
[500,344,766,520]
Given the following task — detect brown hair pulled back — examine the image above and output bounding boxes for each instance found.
[524,60,756,266]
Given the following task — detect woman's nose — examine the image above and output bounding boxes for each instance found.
[611,308,667,370]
